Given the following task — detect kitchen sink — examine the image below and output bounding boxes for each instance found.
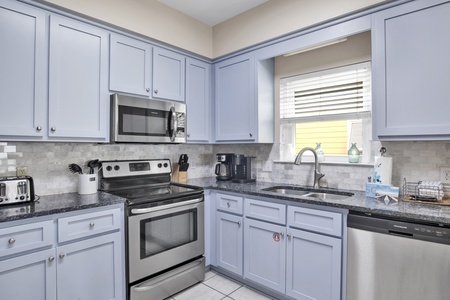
[261,186,353,200]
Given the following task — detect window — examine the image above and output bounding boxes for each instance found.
[279,62,372,162]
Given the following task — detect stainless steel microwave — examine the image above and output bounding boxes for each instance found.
[110,93,186,143]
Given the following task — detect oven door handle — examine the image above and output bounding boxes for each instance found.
[130,197,203,214]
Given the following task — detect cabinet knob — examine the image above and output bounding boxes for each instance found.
[187,133,190,138]
[36,126,42,132]
[227,202,230,208]
[154,89,158,94]
[59,253,65,259]
[48,256,55,262]
[279,232,284,238]
[51,127,56,132]
[287,233,292,239]
[89,222,95,229]
[249,133,253,137]
[8,237,15,244]
[146,88,150,92]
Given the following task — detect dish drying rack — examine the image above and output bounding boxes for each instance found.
[403,178,444,202]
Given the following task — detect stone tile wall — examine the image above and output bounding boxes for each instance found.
[1,141,449,196]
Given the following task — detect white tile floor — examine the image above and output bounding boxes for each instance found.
[165,270,275,300]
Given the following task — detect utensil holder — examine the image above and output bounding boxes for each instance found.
[78,174,98,195]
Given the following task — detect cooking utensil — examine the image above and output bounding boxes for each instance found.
[68,163,83,175]
[87,159,101,174]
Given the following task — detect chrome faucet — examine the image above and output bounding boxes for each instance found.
[294,147,325,189]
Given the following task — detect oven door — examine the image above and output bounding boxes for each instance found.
[128,196,204,283]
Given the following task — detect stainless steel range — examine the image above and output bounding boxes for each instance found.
[99,159,205,300]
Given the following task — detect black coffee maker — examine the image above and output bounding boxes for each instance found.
[232,155,256,183]
[215,153,234,181]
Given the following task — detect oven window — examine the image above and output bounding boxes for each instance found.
[139,209,197,258]
[119,105,168,136]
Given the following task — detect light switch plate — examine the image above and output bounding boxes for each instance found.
[439,166,450,184]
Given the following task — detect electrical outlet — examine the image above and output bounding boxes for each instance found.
[439,166,450,184]
[16,166,28,176]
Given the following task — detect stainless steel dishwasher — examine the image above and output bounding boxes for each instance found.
[347,212,450,300]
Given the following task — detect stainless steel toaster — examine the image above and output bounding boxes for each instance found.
[0,176,35,205]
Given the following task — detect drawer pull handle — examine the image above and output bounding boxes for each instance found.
[227,202,230,208]
[89,222,95,228]
[8,238,15,244]
[48,256,55,262]
[59,253,65,259]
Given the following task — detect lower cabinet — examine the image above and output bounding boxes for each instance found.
[0,206,124,300]
[286,228,341,300]
[216,211,243,276]
[244,218,286,294]
[214,192,345,300]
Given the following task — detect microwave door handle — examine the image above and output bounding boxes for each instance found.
[169,106,177,142]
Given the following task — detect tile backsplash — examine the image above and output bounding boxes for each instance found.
[1,141,449,196]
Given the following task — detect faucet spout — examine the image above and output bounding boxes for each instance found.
[294,147,325,189]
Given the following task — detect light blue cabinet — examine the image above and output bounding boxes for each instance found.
[286,228,341,300]
[110,34,153,97]
[214,53,257,142]
[186,58,212,143]
[153,47,186,102]
[0,0,47,138]
[48,15,109,140]
[0,206,124,300]
[0,248,57,300]
[372,0,450,140]
[57,232,123,300]
[244,218,286,294]
[216,211,243,276]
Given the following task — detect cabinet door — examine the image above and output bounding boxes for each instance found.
[372,0,450,139]
[214,53,256,142]
[110,34,152,96]
[286,228,341,300]
[57,232,123,300]
[216,212,243,276]
[0,1,46,138]
[0,248,56,300]
[186,58,211,142]
[48,15,108,140]
[244,218,286,294]
[153,47,185,102]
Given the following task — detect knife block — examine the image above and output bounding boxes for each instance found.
[172,164,188,183]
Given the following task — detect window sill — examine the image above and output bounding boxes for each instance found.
[274,160,374,167]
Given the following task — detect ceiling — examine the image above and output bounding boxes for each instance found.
[158,0,270,26]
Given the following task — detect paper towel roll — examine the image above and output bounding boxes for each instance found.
[373,156,392,185]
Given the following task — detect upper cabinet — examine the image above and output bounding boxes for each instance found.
[152,47,186,102]
[372,0,450,140]
[0,0,47,138]
[48,15,109,140]
[110,34,152,97]
[186,58,212,143]
[214,53,274,143]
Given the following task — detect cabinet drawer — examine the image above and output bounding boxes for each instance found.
[244,199,286,225]
[288,206,342,237]
[216,193,243,215]
[58,208,121,243]
[0,220,53,257]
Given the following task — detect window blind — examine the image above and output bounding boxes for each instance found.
[280,62,371,123]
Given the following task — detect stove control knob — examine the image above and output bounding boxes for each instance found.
[158,163,162,168]
[114,165,120,171]
[106,166,112,171]
[163,163,168,168]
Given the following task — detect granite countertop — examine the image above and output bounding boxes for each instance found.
[186,177,450,225]
[0,192,126,223]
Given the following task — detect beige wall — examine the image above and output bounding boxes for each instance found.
[40,0,383,58]
[213,0,384,58]
[40,0,213,58]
